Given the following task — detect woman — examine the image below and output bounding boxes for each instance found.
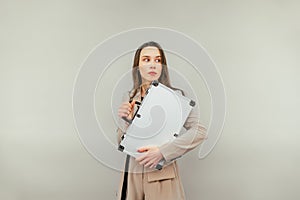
[117,41,206,200]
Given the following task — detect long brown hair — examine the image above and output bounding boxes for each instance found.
[130,41,183,99]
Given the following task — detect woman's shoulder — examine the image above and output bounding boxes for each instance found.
[172,87,185,96]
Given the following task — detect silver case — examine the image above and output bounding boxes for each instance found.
[119,82,195,168]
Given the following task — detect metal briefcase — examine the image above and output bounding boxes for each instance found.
[118,81,195,169]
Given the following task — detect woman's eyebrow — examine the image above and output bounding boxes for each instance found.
[141,55,161,57]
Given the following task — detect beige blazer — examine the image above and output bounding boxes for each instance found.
[116,89,206,200]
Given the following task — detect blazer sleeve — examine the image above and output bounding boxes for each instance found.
[159,106,207,162]
[116,92,130,145]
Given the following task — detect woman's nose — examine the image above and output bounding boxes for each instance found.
[150,61,156,68]
[150,65,156,69]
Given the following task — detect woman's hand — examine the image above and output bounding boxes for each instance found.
[136,146,164,169]
[118,100,135,120]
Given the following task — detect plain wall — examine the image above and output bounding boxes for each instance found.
[1,0,299,199]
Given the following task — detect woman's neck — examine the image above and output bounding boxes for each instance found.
[140,82,150,97]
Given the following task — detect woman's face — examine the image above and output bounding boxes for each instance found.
[138,46,162,85]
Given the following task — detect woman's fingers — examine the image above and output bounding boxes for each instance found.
[138,156,159,168]
[118,101,135,118]
[137,156,149,165]
[136,146,163,169]
[137,146,150,153]
[118,108,131,115]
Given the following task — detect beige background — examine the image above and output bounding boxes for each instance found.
[1,0,300,200]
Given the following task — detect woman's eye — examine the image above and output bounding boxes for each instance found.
[155,59,161,63]
[143,58,149,62]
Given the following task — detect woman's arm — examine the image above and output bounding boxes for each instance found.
[116,92,131,144]
[159,107,207,162]
[135,106,207,168]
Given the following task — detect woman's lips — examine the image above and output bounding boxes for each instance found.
[148,72,157,76]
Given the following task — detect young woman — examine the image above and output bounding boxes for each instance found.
[117,41,206,200]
